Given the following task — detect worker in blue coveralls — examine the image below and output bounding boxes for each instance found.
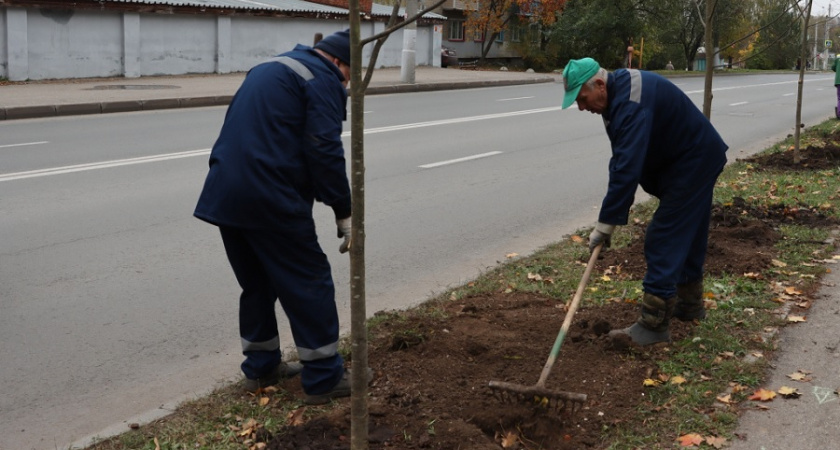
[194,29,359,404]
[561,57,728,346]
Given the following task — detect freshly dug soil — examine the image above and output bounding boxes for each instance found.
[262,135,840,449]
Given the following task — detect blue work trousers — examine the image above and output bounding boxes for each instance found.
[642,164,723,299]
[219,225,344,395]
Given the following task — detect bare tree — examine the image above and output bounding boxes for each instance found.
[346,1,445,448]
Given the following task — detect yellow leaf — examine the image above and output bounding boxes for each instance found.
[787,370,812,382]
[778,386,801,398]
[643,378,661,387]
[505,253,519,259]
[787,315,807,323]
[771,259,787,267]
[743,272,761,279]
[677,433,704,447]
[259,396,270,406]
[748,388,777,401]
[670,375,687,385]
[601,274,612,282]
[705,436,727,449]
[570,235,585,243]
[716,394,732,404]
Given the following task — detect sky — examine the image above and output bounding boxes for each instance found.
[810,0,837,16]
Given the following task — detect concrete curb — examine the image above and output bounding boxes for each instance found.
[0,78,555,121]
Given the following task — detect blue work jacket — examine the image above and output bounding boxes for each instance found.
[598,69,728,225]
[194,45,351,230]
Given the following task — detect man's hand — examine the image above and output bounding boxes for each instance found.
[336,217,352,253]
[589,222,615,253]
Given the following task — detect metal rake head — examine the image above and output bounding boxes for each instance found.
[488,381,587,415]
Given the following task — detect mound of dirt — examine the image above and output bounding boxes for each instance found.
[740,141,840,171]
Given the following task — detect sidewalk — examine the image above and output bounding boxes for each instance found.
[0,66,558,120]
[728,231,840,450]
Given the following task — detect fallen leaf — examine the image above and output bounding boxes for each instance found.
[785,286,803,295]
[744,272,761,279]
[571,235,585,243]
[259,396,270,406]
[670,375,687,385]
[787,315,806,323]
[527,272,543,281]
[643,378,661,387]
[778,386,801,398]
[716,394,732,404]
[748,388,777,401]
[500,430,519,448]
[154,437,161,450]
[505,253,519,259]
[601,275,612,282]
[705,436,727,449]
[771,259,788,267]
[287,407,306,426]
[788,370,813,382]
[677,433,703,447]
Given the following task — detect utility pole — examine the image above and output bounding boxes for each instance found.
[826,4,832,70]
[814,18,819,70]
[400,0,417,83]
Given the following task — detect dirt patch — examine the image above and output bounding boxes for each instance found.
[740,136,840,171]
[263,150,840,449]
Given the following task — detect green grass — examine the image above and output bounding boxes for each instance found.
[82,121,840,449]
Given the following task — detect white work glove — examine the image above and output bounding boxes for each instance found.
[589,222,615,253]
[336,217,352,254]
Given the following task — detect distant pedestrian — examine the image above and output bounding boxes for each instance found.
[561,57,728,346]
[665,61,674,71]
[194,29,362,404]
[831,57,840,119]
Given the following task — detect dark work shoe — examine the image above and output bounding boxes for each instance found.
[673,302,707,322]
[303,368,373,405]
[608,323,671,346]
[243,361,303,393]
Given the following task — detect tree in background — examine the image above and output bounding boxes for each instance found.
[463,0,565,62]
[746,0,802,69]
[551,0,645,69]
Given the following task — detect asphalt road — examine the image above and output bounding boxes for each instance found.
[0,73,835,450]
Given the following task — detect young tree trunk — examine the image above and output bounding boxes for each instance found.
[794,0,814,165]
[702,0,715,119]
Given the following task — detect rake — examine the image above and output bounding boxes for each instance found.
[488,244,602,414]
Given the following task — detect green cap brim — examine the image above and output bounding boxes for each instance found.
[562,84,582,109]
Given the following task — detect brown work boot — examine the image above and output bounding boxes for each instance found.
[609,293,676,346]
[673,280,706,322]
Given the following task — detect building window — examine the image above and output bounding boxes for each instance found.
[473,30,485,42]
[449,20,465,41]
[511,26,521,43]
[495,31,505,43]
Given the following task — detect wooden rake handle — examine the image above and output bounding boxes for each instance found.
[535,244,602,388]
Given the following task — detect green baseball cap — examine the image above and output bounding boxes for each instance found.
[562,57,600,109]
